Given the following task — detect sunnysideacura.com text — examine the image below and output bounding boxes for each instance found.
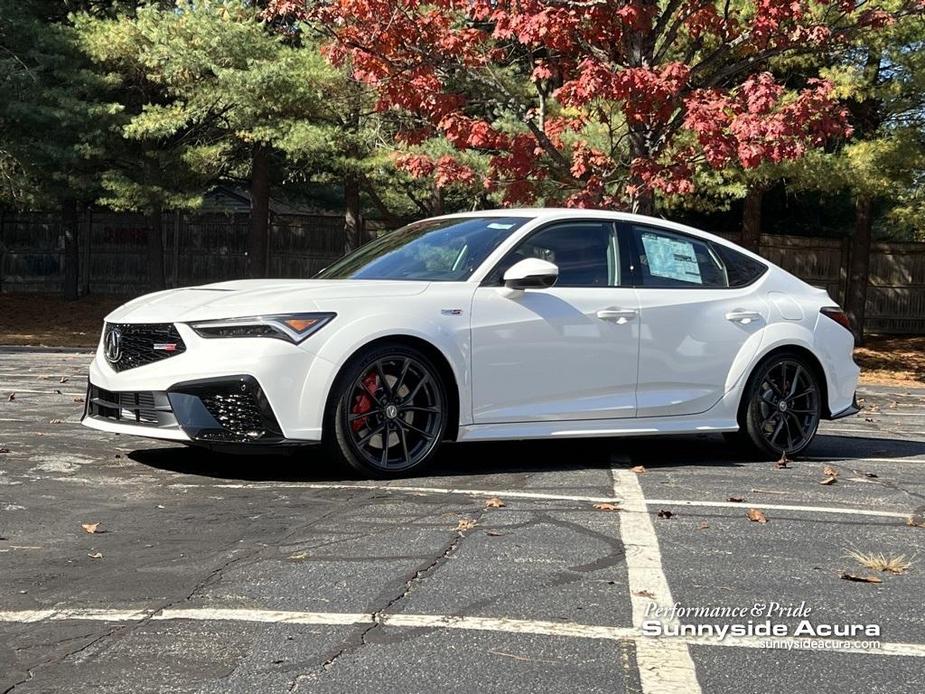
[640,601,882,652]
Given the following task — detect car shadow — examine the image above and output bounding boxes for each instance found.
[128,433,808,483]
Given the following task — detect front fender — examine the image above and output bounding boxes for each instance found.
[297,313,471,439]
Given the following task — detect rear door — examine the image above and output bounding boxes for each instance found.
[622,222,769,417]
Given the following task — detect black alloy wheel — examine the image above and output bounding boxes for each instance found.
[326,344,447,477]
[740,354,822,459]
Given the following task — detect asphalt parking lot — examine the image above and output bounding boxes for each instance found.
[2,348,924,693]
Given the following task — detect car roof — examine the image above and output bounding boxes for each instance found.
[428,208,762,262]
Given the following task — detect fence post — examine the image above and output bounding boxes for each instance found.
[62,199,79,301]
[173,210,181,288]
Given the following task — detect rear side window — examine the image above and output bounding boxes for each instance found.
[710,243,767,287]
[628,225,728,288]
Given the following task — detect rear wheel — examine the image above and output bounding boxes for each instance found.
[740,354,822,459]
[325,344,447,477]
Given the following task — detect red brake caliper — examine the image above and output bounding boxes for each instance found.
[351,371,379,432]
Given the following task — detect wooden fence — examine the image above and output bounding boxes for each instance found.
[0,210,345,295]
[2,211,924,334]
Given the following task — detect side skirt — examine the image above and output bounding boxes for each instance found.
[456,416,739,443]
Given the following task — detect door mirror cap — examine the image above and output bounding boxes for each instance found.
[503,258,559,290]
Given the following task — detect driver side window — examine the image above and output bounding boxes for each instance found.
[489,222,618,287]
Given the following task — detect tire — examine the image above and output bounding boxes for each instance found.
[324,343,448,478]
[739,353,822,460]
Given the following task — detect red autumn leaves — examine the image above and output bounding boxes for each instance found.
[266,1,909,205]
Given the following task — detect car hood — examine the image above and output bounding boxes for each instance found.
[106,279,431,323]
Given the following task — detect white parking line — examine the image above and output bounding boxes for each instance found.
[803,456,925,465]
[614,468,702,693]
[166,481,912,521]
[0,388,85,396]
[4,607,921,657]
[642,499,910,520]
[169,481,621,505]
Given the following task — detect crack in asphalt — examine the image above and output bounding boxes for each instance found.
[3,490,371,693]
[287,507,487,692]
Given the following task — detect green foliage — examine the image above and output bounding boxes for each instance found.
[0,0,118,208]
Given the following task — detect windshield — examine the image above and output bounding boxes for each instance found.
[315,217,529,281]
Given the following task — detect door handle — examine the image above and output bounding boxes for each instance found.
[596,308,637,324]
[725,309,762,324]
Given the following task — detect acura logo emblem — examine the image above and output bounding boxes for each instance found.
[104,327,122,364]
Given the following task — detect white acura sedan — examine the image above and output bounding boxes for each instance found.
[83,209,859,476]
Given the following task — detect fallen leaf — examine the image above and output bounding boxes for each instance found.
[726,496,745,503]
[840,572,882,584]
[746,508,768,524]
[456,518,476,532]
[81,522,100,534]
[630,465,646,474]
[864,417,875,423]
[87,552,103,560]
[485,530,503,537]
[820,475,838,485]
[592,502,620,512]
[907,513,925,528]
[484,497,506,508]
[656,509,673,519]
[698,521,710,530]
[864,472,879,479]
[73,397,85,403]
[823,465,839,478]
[59,376,69,384]
[633,590,655,598]
[0,448,10,454]
[774,459,790,469]
[7,393,14,401]
[54,389,62,395]
[288,551,309,561]
[49,419,62,424]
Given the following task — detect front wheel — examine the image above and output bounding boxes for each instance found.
[324,344,447,477]
[740,354,822,459]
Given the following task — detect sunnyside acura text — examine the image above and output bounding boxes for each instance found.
[82,209,860,477]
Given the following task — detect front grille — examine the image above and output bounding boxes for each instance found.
[104,323,186,372]
[87,384,177,427]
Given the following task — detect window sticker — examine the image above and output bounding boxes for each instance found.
[641,233,702,284]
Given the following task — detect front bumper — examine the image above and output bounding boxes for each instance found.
[84,322,337,441]
[83,375,289,444]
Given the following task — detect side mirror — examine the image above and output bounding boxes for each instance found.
[503,258,559,290]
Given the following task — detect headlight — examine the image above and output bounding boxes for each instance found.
[188,313,335,344]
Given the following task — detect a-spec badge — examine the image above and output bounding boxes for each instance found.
[440,309,463,316]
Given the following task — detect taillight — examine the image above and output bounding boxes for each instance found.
[820,306,852,332]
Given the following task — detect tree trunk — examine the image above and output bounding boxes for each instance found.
[248,145,271,278]
[631,188,655,216]
[845,194,873,343]
[740,186,764,252]
[344,171,362,253]
[146,207,166,291]
[430,185,445,217]
[62,198,79,301]
[628,128,655,216]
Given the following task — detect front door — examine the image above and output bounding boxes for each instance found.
[470,221,639,423]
